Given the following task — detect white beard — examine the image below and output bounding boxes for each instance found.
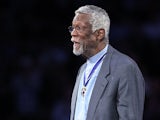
[73,42,84,56]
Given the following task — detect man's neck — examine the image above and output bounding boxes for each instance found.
[84,42,107,59]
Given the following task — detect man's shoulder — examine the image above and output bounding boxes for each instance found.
[108,45,138,67]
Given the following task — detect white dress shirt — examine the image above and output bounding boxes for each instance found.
[74,44,108,120]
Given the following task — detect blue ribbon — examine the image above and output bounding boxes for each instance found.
[83,53,106,87]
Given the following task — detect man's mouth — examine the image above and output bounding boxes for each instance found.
[73,42,80,48]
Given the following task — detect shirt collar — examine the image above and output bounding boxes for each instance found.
[87,44,108,64]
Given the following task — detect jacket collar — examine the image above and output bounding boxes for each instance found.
[86,44,114,120]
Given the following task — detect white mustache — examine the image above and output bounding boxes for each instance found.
[71,38,80,43]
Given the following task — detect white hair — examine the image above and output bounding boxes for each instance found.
[75,5,110,40]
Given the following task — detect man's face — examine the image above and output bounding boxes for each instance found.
[70,13,98,57]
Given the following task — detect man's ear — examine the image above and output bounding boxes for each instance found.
[97,29,105,40]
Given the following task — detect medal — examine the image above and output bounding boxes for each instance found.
[82,53,106,97]
[81,87,86,97]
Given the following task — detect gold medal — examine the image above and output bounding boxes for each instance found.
[81,87,86,97]
[82,53,106,97]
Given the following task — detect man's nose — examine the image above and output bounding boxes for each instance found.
[71,29,78,36]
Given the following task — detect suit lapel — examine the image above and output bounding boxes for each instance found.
[86,45,114,120]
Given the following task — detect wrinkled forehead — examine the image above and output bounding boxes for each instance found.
[72,13,91,26]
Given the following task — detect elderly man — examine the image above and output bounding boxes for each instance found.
[69,5,145,120]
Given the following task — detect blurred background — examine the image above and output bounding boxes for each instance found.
[0,0,160,120]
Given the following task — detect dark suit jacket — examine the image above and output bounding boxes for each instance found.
[70,45,145,120]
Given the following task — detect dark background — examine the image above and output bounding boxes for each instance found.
[0,0,160,120]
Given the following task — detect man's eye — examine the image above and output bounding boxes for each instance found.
[76,26,81,30]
